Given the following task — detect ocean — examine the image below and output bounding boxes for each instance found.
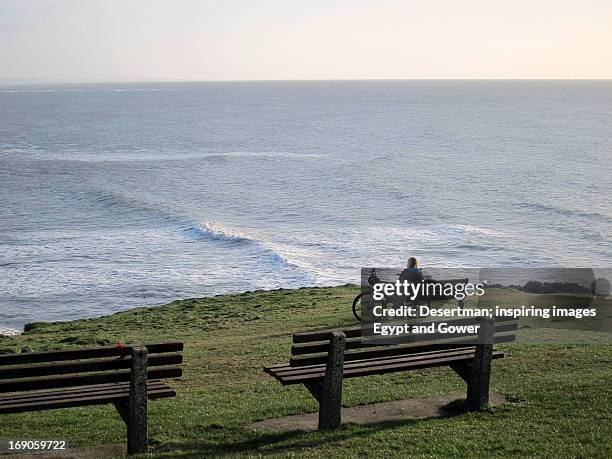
[1,80,611,332]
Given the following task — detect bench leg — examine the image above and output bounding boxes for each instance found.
[318,331,345,430]
[114,400,129,424]
[467,317,494,408]
[127,346,148,455]
[450,362,471,383]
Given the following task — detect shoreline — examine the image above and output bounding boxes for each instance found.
[0,284,355,338]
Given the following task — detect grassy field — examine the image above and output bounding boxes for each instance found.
[0,285,610,458]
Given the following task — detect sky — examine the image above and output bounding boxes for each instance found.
[1,0,611,83]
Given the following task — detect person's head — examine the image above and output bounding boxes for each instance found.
[407,257,419,268]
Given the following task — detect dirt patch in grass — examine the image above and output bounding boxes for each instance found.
[251,391,508,432]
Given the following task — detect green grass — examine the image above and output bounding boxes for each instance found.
[1,285,610,458]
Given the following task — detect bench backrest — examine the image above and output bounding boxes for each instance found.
[0,342,183,393]
[290,318,516,367]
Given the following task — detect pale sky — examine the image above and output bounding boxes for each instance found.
[1,0,611,83]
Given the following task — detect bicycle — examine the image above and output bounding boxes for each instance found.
[352,268,401,321]
[352,269,462,321]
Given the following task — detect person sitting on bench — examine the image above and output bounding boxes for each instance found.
[399,256,423,305]
[399,256,423,283]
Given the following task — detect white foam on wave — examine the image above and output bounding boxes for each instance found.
[111,88,164,92]
[1,149,326,163]
[182,221,313,275]
[183,221,256,244]
[218,151,326,159]
[445,224,502,237]
[0,324,21,336]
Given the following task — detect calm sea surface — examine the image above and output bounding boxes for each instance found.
[1,81,611,331]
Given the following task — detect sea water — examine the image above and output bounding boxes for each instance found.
[1,80,611,331]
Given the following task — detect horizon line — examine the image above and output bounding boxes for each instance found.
[1,77,612,86]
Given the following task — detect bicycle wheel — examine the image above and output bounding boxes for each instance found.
[352,293,364,322]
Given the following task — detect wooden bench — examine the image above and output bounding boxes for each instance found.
[0,342,183,455]
[265,317,515,429]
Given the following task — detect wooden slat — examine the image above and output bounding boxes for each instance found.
[0,367,182,393]
[0,388,175,414]
[277,349,503,381]
[297,349,501,380]
[273,347,484,379]
[0,354,183,380]
[0,342,183,366]
[0,381,170,405]
[267,344,481,375]
[267,346,479,375]
[289,333,515,367]
[264,347,504,380]
[0,384,171,408]
[264,364,294,375]
[291,322,517,355]
[280,352,504,385]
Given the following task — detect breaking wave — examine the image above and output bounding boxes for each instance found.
[181,221,307,273]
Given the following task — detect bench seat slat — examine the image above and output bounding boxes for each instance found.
[0,342,184,366]
[269,347,490,379]
[0,367,182,393]
[267,346,481,374]
[263,363,289,372]
[0,354,183,380]
[0,387,175,414]
[268,348,503,379]
[276,352,504,385]
[0,383,172,409]
[0,380,170,405]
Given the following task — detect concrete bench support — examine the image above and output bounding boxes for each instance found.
[467,317,494,408]
[128,346,148,455]
[303,331,346,429]
[319,331,345,429]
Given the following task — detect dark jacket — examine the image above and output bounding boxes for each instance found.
[399,267,423,283]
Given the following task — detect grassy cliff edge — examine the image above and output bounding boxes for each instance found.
[1,285,610,458]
